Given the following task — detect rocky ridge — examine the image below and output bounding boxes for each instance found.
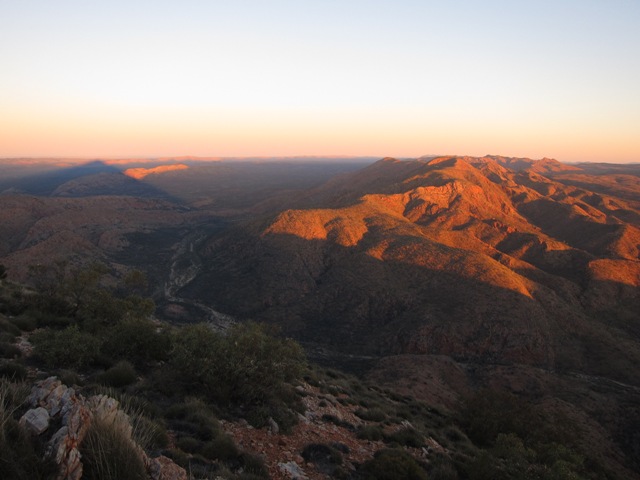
[20,377,186,480]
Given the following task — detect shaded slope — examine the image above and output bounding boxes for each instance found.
[188,156,640,383]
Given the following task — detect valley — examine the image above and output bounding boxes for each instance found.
[1,155,639,478]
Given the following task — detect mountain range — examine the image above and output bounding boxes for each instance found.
[0,155,639,476]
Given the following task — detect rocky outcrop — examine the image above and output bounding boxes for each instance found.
[21,377,186,480]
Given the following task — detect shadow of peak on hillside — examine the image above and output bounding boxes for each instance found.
[0,159,182,202]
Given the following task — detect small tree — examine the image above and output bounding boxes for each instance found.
[170,322,306,424]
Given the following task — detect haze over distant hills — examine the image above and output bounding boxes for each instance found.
[1,154,639,476]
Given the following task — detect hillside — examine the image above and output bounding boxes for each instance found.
[1,155,639,477]
[186,156,639,380]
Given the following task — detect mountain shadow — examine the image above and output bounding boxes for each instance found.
[1,160,179,200]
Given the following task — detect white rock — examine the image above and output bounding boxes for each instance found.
[278,461,308,479]
[20,407,50,434]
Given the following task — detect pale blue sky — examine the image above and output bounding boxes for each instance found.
[1,0,639,161]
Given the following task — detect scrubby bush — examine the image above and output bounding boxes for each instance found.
[169,322,306,428]
[0,317,21,336]
[322,413,355,431]
[201,434,240,461]
[176,435,201,453]
[357,424,385,441]
[0,342,21,359]
[0,332,15,343]
[165,399,222,442]
[459,389,536,447]
[0,361,28,381]
[98,361,138,387]
[384,427,425,448]
[240,452,270,478]
[31,325,101,368]
[101,318,170,367]
[355,407,387,422]
[8,315,37,332]
[172,322,305,403]
[302,442,344,464]
[359,449,428,480]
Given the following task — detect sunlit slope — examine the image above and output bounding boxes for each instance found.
[192,156,640,380]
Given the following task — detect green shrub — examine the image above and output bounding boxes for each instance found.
[0,361,28,381]
[0,318,21,336]
[444,425,468,444]
[458,389,535,447]
[169,322,305,428]
[0,342,21,359]
[322,413,355,431]
[359,449,428,480]
[101,318,170,366]
[165,400,221,441]
[240,452,270,478]
[31,325,101,369]
[355,407,387,422]
[0,332,15,343]
[9,315,37,332]
[428,457,460,480]
[357,424,385,441]
[58,369,83,387]
[163,448,189,468]
[131,415,168,450]
[176,435,201,453]
[302,442,343,464]
[98,361,137,388]
[384,427,425,448]
[201,434,240,461]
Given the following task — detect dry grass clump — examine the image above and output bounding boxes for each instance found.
[80,407,147,480]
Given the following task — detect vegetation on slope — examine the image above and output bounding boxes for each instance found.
[0,261,637,479]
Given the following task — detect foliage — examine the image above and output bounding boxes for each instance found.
[355,407,387,422]
[459,390,593,480]
[169,322,306,428]
[384,427,425,448]
[302,442,344,464]
[0,317,21,336]
[98,361,138,387]
[0,380,57,479]
[202,434,241,461]
[101,318,170,367]
[356,424,384,441]
[459,389,537,447]
[165,398,222,442]
[359,449,428,480]
[31,325,101,369]
[0,341,22,359]
[0,361,28,381]
[24,262,154,328]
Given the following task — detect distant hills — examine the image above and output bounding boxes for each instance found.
[1,154,639,475]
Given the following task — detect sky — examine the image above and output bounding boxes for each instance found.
[1,0,639,162]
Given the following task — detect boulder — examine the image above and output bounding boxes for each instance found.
[20,406,50,434]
